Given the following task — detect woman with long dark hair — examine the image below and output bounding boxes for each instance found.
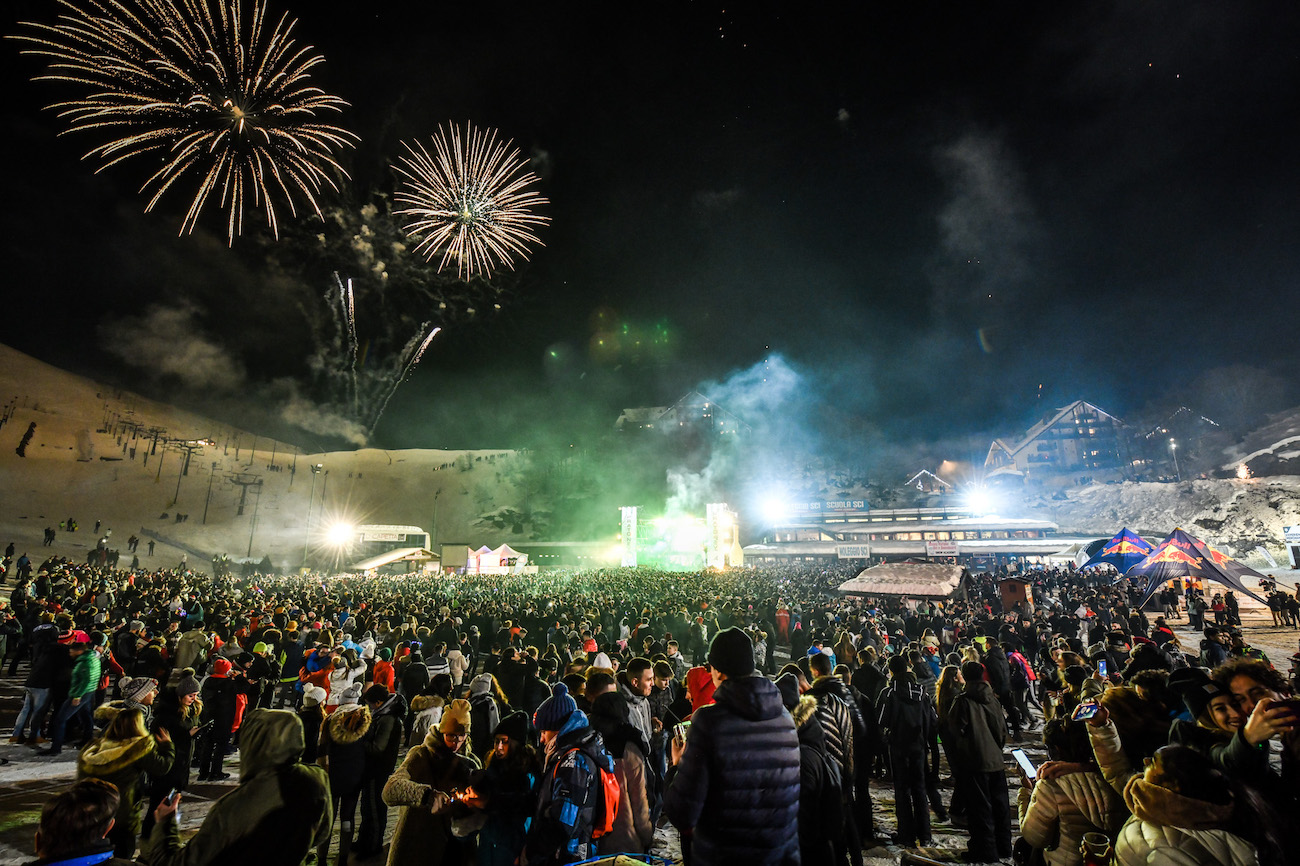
[467,710,541,866]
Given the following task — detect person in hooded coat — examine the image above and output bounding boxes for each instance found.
[776,672,842,866]
[663,627,800,866]
[382,698,481,866]
[944,661,1012,864]
[467,674,505,763]
[877,655,938,848]
[317,694,371,866]
[197,657,237,781]
[144,709,333,866]
[587,690,654,855]
[76,706,174,858]
[522,683,615,866]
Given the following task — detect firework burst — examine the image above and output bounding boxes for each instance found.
[11,0,357,242]
[393,122,549,280]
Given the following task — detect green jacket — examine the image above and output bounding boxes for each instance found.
[69,650,102,699]
[142,709,332,866]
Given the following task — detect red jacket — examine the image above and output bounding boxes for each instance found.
[372,660,395,692]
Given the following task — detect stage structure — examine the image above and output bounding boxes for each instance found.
[618,503,743,571]
[621,506,638,567]
[706,502,743,570]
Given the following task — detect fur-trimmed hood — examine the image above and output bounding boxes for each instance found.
[410,694,444,714]
[94,701,128,725]
[790,694,818,730]
[1123,773,1234,831]
[326,704,372,745]
[78,732,156,776]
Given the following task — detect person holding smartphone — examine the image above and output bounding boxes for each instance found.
[1014,718,1124,866]
[142,669,204,840]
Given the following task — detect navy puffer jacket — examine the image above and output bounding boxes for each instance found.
[663,674,800,866]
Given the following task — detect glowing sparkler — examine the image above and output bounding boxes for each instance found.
[11,0,358,242]
[393,122,549,279]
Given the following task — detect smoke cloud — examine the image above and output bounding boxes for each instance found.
[930,130,1040,325]
[101,303,246,391]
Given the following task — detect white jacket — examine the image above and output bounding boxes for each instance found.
[446,648,471,686]
[1017,770,1126,866]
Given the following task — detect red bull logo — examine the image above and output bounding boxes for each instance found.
[1104,540,1149,555]
[1146,546,1202,567]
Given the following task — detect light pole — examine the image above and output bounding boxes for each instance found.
[247,480,264,557]
[202,461,218,524]
[301,463,324,568]
[431,488,442,551]
[1169,438,1180,482]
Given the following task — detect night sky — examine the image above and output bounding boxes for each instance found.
[4,1,1299,451]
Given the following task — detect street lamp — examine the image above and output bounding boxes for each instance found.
[301,463,324,568]
[1169,438,1180,482]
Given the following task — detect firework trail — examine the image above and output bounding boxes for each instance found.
[393,122,549,280]
[11,0,357,243]
[369,324,440,437]
[322,273,441,438]
[335,273,360,416]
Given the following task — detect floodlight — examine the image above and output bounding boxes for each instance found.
[325,522,355,547]
[966,487,995,516]
[759,495,788,525]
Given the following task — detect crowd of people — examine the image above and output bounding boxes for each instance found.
[0,554,1296,866]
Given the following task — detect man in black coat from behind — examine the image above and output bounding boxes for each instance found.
[664,627,800,866]
[944,661,1012,863]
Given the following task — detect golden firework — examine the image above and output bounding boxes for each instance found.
[12,0,358,242]
[393,122,549,280]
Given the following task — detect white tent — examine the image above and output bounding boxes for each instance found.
[465,543,531,574]
[838,562,965,598]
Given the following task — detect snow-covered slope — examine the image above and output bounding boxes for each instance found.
[1221,406,1300,472]
[1017,477,1300,565]
[0,344,525,570]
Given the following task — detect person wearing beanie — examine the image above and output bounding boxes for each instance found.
[877,649,938,848]
[120,676,160,725]
[372,646,396,694]
[473,710,541,866]
[298,686,327,764]
[663,630,800,866]
[141,671,205,840]
[382,696,479,866]
[522,682,616,866]
[354,684,408,859]
[468,674,505,764]
[198,656,238,781]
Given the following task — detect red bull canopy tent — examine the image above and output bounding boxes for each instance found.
[1081,527,1155,573]
[1125,528,1269,606]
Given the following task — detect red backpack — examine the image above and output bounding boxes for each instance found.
[565,748,621,839]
